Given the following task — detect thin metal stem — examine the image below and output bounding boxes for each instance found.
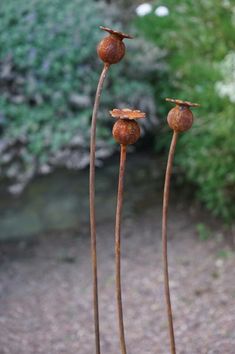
[162,130,178,354]
[89,63,110,354]
[115,144,127,354]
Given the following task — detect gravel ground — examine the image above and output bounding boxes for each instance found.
[0,201,234,354]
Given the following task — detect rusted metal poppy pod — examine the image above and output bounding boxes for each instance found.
[166,98,200,132]
[110,109,145,145]
[97,26,133,64]
[89,27,133,354]
[113,119,140,145]
[110,108,146,354]
[162,98,199,354]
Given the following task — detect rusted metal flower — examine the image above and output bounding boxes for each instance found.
[111,107,146,354]
[90,27,133,354]
[110,108,146,145]
[162,98,200,354]
[97,26,133,64]
[166,98,200,132]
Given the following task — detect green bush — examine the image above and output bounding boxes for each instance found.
[136,0,235,221]
[0,0,163,192]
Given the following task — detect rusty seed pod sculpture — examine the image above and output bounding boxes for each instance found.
[110,108,146,354]
[90,27,133,354]
[162,98,200,354]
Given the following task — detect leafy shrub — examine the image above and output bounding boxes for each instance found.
[136,0,235,221]
[0,0,163,192]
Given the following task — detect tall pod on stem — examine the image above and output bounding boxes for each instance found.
[90,27,133,354]
[110,108,146,354]
[162,98,200,354]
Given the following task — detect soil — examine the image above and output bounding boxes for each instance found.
[0,197,234,354]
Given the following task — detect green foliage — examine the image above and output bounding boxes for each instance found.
[136,0,235,221]
[217,249,233,259]
[0,0,161,189]
[196,223,211,241]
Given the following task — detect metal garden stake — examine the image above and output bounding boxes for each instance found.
[89,27,132,354]
[162,98,199,354]
[110,108,146,354]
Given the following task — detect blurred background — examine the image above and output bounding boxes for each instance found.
[0,0,235,353]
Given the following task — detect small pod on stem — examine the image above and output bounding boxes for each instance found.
[110,108,146,354]
[90,27,133,354]
[162,98,200,354]
[97,26,133,64]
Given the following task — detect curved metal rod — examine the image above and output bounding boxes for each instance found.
[162,130,178,354]
[115,144,127,354]
[89,63,110,354]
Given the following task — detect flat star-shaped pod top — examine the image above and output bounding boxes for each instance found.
[110,108,146,120]
[166,98,200,108]
[100,26,133,40]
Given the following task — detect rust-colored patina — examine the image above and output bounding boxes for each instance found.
[112,119,140,145]
[166,98,200,132]
[110,108,146,119]
[165,98,200,107]
[97,26,133,64]
[100,26,133,40]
